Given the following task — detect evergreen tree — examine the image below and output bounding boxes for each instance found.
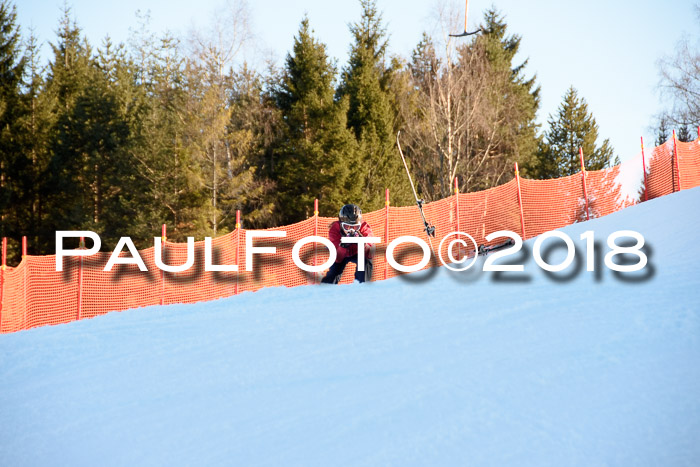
[0,0,27,254]
[42,10,150,250]
[655,115,670,146]
[86,37,148,245]
[15,29,52,254]
[42,8,94,236]
[184,9,276,235]
[534,86,615,178]
[477,8,541,181]
[677,124,692,142]
[408,32,437,93]
[126,30,211,243]
[227,65,282,228]
[274,17,359,222]
[337,0,411,210]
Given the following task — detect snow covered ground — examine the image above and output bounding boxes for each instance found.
[1,188,700,466]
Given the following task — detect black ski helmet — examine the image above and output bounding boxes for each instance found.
[339,204,362,224]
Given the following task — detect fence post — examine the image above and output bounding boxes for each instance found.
[454,177,460,232]
[313,199,319,280]
[0,237,5,330]
[672,130,682,192]
[235,210,241,295]
[454,178,464,259]
[22,236,27,330]
[384,188,390,280]
[514,163,527,238]
[640,137,648,202]
[77,236,84,321]
[579,148,590,221]
[160,224,166,306]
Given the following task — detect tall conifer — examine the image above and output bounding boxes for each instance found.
[0,0,27,251]
[274,17,358,222]
[655,116,670,147]
[535,87,615,178]
[337,0,412,210]
[476,8,541,180]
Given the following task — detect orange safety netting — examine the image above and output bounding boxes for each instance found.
[1,138,699,333]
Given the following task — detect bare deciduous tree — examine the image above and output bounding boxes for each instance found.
[186,0,258,234]
[658,3,700,127]
[397,1,523,200]
[188,0,252,82]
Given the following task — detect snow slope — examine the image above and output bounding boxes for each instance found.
[1,188,700,467]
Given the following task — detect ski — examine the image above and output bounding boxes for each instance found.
[478,238,515,256]
[456,238,515,261]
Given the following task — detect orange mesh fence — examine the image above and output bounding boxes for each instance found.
[1,138,699,333]
[647,140,675,198]
[678,138,700,190]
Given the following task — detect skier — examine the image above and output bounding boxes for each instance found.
[321,204,375,284]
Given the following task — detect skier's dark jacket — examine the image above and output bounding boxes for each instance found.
[328,220,374,263]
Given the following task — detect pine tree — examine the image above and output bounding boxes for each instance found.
[15,29,52,254]
[86,37,148,246]
[41,10,150,250]
[337,0,412,210]
[41,8,93,236]
[0,0,27,254]
[476,8,541,181]
[677,124,692,143]
[184,2,268,235]
[655,115,670,146]
[274,17,359,222]
[535,86,615,178]
[125,30,211,243]
[227,65,281,228]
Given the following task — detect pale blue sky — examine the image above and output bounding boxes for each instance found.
[16,0,700,161]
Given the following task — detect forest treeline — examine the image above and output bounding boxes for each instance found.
[1,0,627,262]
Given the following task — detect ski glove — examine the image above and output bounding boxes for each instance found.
[340,230,362,248]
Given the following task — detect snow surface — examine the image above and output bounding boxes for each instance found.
[2,188,700,466]
[610,149,653,207]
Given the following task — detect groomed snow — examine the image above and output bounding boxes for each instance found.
[1,188,700,466]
